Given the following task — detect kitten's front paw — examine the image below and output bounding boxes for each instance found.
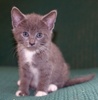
[48,84,58,92]
[15,90,29,96]
[35,91,47,97]
[17,80,21,86]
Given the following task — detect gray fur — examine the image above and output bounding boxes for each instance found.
[11,7,94,96]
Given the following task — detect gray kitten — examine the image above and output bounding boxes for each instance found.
[11,7,94,97]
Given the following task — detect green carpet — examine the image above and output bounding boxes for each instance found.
[0,67,98,100]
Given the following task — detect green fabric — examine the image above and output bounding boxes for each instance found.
[0,67,98,100]
[0,0,98,68]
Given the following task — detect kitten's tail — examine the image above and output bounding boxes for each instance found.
[65,74,95,87]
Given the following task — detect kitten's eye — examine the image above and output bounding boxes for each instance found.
[36,33,42,38]
[23,32,29,37]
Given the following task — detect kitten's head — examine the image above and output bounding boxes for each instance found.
[11,7,57,50]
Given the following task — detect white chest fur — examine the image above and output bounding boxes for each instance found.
[24,49,36,63]
[23,49,39,87]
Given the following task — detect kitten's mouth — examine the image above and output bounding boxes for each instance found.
[27,46,35,48]
[40,43,44,45]
[24,43,45,50]
[26,45,37,50]
[26,47,36,51]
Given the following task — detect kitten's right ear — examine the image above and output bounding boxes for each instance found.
[11,7,25,28]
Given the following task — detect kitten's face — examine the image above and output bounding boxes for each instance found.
[11,7,57,50]
[13,16,50,50]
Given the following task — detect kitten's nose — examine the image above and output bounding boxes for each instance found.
[29,42,35,46]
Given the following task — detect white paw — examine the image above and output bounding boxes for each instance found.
[35,91,47,97]
[16,90,22,96]
[17,80,21,86]
[48,84,58,92]
[15,90,25,96]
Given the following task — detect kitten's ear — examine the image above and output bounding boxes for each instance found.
[11,7,25,28]
[42,10,57,30]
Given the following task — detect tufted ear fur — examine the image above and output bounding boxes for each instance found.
[11,7,25,28]
[42,10,57,30]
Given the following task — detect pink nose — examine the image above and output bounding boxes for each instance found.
[29,42,35,46]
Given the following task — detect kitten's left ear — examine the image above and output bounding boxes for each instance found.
[42,10,57,30]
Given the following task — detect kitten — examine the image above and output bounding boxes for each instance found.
[11,7,94,97]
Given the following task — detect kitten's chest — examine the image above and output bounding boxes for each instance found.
[23,49,38,76]
[23,49,39,87]
[23,49,35,64]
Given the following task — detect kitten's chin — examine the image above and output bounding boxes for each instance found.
[26,47,37,51]
[23,44,36,51]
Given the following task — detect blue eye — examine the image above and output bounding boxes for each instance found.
[23,32,29,37]
[36,33,42,38]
